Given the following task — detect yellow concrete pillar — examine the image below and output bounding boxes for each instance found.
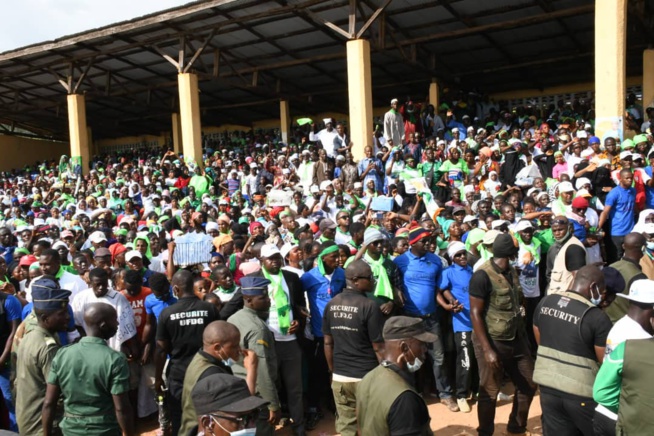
[66,94,90,176]
[594,0,627,141]
[347,39,373,160]
[171,112,182,154]
[280,99,290,144]
[429,78,439,109]
[643,49,654,116]
[177,73,203,166]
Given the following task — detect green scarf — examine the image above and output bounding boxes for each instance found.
[229,253,238,272]
[364,252,394,300]
[0,275,9,286]
[217,285,236,295]
[262,268,291,335]
[55,267,65,279]
[317,245,340,275]
[516,234,541,265]
[400,166,421,182]
[134,236,153,260]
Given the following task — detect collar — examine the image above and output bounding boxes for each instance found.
[197,349,228,369]
[489,258,511,274]
[80,336,107,345]
[55,267,65,279]
[620,256,642,269]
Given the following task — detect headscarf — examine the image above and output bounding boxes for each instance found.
[109,243,128,264]
[317,244,340,275]
[633,209,654,234]
[133,235,152,259]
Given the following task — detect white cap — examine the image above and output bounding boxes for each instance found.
[206,222,219,232]
[576,189,593,198]
[620,151,633,160]
[482,230,501,245]
[617,279,654,304]
[527,187,540,197]
[260,244,282,258]
[125,250,142,262]
[580,148,594,158]
[447,241,466,259]
[320,180,332,191]
[310,185,320,194]
[514,220,534,232]
[353,182,363,189]
[558,181,575,193]
[280,243,295,259]
[250,163,258,168]
[463,215,478,224]
[323,118,332,125]
[52,241,68,250]
[576,177,591,190]
[89,231,107,243]
[491,220,509,230]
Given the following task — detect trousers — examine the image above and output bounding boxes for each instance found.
[331,380,358,436]
[275,339,305,435]
[540,389,595,436]
[472,333,536,436]
[423,315,453,399]
[454,331,474,399]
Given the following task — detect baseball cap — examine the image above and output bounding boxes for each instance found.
[616,279,654,304]
[89,231,107,243]
[482,229,501,245]
[319,219,337,232]
[125,250,142,262]
[452,206,466,215]
[514,220,534,232]
[191,373,269,415]
[382,316,437,342]
[571,197,589,209]
[619,151,633,160]
[260,244,281,259]
[93,247,111,258]
[558,181,575,193]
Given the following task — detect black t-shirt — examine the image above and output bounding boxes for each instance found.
[157,296,219,380]
[322,290,384,379]
[533,293,612,400]
[385,364,431,436]
[564,245,587,271]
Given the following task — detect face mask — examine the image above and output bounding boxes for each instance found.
[219,348,235,367]
[647,242,654,251]
[213,416,257,436]
[590,285,602,306]
[404,347,423,373]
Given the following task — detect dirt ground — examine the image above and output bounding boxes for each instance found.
[138,392,543,435]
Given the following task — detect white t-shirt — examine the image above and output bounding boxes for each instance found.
[71,288,137,352]
[26,270,87,303]
[605,314,652,356]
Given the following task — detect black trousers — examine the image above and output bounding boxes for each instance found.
[472,333,536,436]
[306,337,331,411]
[453,331,474,399]
[593,411,616,436]
[540,390,595,436]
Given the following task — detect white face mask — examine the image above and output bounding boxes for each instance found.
[590,284,602,306]
[212,416,257,436]
[404,347,423,373]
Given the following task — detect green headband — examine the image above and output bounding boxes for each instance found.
[317,245,340,275]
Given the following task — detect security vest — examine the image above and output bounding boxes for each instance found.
[356,364,431,436]
[533,291,600,398]
[617,338,654,436]
[606,259,645,323]
[476,260,523,341]
[548,236,588,295]
[179,351,229,436]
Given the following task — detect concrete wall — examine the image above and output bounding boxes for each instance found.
[0,135,68,171]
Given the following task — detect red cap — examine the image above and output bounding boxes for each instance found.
[19,255,37,267]
[571,197,589,209]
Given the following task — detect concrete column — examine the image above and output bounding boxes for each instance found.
[280,99,290,144]
[594,0,627,141]
[346,39,373,160]
[177,73,203,166]
[67,94,90,176]
[171,112,182,154]
[429,78,439,109]
[643,49,654,117]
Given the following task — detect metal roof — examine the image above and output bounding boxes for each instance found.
[0,0,650,141]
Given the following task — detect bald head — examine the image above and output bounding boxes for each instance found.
[84,303,117,328]
[345,260,372,280]
[172,269,194,296]
[624,232,646,262]
[572,265,604,289]
[202,320,240,347]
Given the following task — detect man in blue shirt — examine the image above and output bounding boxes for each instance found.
[301,241,346,428]
[438,241,474,413]
[599,168,636,261]
[393,226,458,412]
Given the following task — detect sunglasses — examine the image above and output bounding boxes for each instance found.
[551,219,569,226]
[453,252,466,258]
[369,240,384,246]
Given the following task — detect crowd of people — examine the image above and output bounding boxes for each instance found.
[1,95,654,436]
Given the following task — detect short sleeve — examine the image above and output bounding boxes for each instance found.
[469,270,492,300]
[438,269,452,291]
[109,354,130,396]
[4,295,22,322]
[155,309,171,342]
[46,353,61,386]
[144,296,154,315]
[581,308,613,347]
[565,245,587,271]
[604,189,616,208]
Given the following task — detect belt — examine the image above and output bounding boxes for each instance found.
[64,412,107,419]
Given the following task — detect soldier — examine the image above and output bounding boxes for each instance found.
[15,276,71,435]
[43,303,134,436]
[228,276,280,436]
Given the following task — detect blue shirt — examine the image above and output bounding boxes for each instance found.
[4,294,22,322]
[394,250,443,316]
[438,264,473,332]
[145,292,178,321]
[605,185,636,236]
[645,167,654,209]
[301,267,346,338]
[357,157,384,192]
[21,302,75,345]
